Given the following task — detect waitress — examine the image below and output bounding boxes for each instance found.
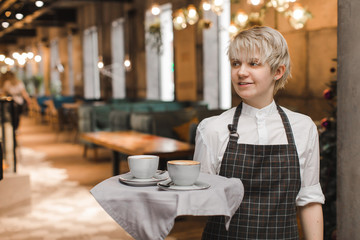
[194,26,324,239]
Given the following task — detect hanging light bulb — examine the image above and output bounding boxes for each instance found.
[229,22,239,37]
[211,0,224,15]
[124,55,132,72]
[186,5,199,25]
[201,0,211,11]
[173,9,187,30]
[247,0,264,6]
[35,1,44,7]
[2,22,9,28]
[15,13,24,20]
[234,10,249,28]
[27,52,34,59]
[270,0,290,12]
[288,3,311,29]
[34,55,42,62]
[151,4,161,16]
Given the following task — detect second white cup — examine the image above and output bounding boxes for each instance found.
[128,155,159,179]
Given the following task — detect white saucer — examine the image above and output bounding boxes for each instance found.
[119,170,169,186]
[157,179,210,191]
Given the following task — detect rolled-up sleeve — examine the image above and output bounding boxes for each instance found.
[296,183,325,206]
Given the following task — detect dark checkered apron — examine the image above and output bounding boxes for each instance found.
[202,103,301,240]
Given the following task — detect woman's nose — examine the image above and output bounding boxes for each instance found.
[237,64,249,77]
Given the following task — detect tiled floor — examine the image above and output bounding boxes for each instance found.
[0,116,206,240]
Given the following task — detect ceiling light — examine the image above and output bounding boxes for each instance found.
[35,1,44,7]
[15,13,24,20]
[27,52,34,59]
[201,0,211,11]
[34,55,42,62]
[2,22,10,28]
[0,54,5,61]
[173,9,187,30]
[12,52,20,59]
[151,4,161,16]
[186,5,199,25]
[97,61,104,69]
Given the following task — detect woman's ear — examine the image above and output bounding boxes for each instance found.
[274,65,285,81]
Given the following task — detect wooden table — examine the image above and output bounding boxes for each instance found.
[80,131,195,175]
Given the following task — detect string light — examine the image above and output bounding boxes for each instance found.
[2,22,10,28]
[34,55,42,62]
[35,1,44,7]
[15,13,24,20]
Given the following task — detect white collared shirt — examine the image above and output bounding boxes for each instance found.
[194,101,325,206]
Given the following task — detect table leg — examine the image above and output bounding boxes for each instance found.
[112,151,120,176]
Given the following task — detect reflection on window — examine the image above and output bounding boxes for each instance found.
[83,26,100,99]
[145,3,174,101]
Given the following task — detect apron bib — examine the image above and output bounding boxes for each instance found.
[202,103,301,240]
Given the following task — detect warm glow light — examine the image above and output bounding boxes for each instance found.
[15,13,24,20]
[97,61,104,69]
[186,5,199,25]
[0,54,5,61]
[229,23,239,36]
[5,11,11,17]
[293,7,305,20]
[27,52,34,59]
[270,0,290,12]
[201,0,211,11]
[2,22,9,28]
[124,56,132,71]
[248,0,263,6]
[212,0,224,15]
[5,58,14,66]
[12,52,20,59]
[18,57,26,66]
[235,10,249,28]
[173,9,187,30]
[151,4,161,16]
[35,1,44,7]
[289,3,310,29]
[34,55,42,62]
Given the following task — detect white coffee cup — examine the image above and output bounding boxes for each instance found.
[167,160,201,186]
[128,155,159,179]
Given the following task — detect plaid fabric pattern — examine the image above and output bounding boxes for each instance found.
[202,103,301,240]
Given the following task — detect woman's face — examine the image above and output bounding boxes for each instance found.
[230,53,282,109]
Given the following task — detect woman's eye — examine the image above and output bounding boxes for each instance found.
[250,61,259,66]
[231,61,240,67]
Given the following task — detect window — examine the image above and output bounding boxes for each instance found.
[203,0,231,109]
[111,18,126,99]
[67,35,74,96]
[50,39,62,95]
[83,26,100,99]
[145,3,174,101]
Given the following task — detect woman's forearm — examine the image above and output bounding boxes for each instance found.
[298,203,323,240]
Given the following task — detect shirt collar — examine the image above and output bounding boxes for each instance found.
[242,100,277,118]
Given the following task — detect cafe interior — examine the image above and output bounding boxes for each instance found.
[0,0,340,239]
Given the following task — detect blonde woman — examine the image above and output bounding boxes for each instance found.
[194,26,324,239]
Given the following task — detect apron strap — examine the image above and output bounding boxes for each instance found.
[228,102,297,146]
[276,104,297,146]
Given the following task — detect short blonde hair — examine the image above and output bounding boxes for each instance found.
[228,26,291,93]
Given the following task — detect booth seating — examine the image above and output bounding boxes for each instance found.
[77,100,224,160]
